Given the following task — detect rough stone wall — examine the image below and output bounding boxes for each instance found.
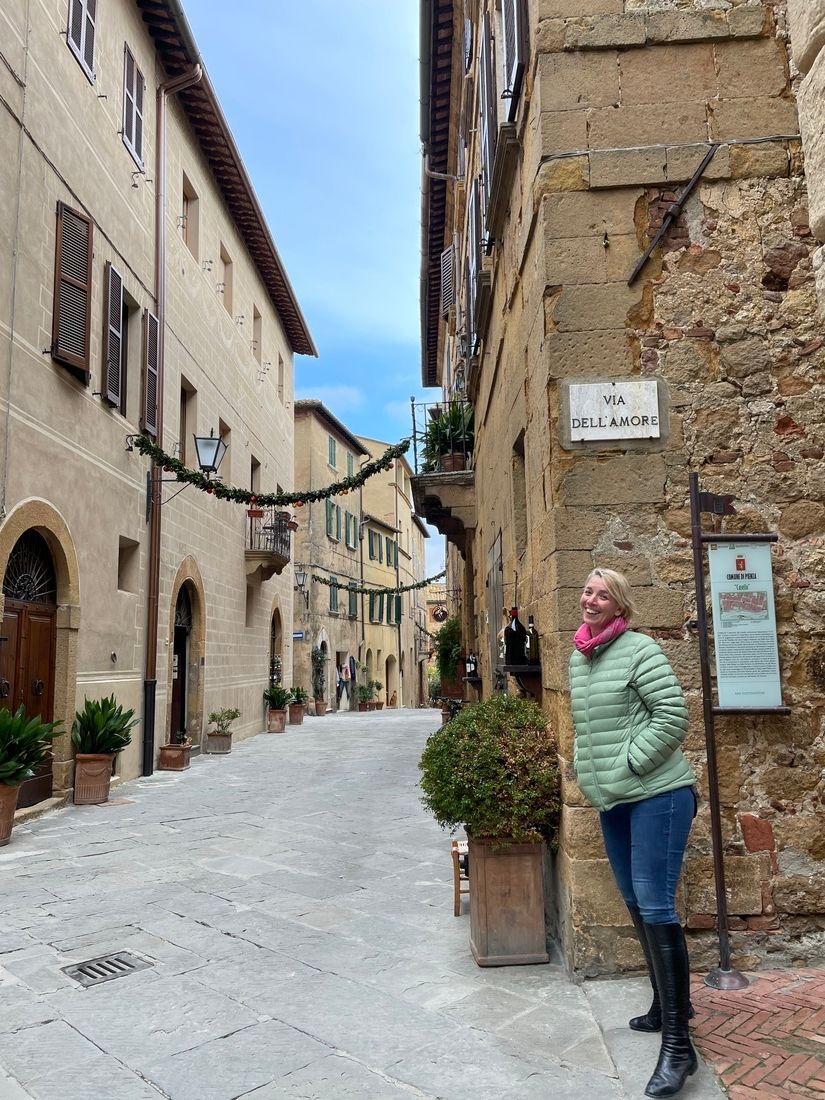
[788,0,825,308]
[454,0,825,973]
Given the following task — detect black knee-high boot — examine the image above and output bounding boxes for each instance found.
[628,908,695,1033]
[644,922,698,1097]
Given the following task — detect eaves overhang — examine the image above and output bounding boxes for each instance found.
[136,0,317,357]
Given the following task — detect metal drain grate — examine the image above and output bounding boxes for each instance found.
[62,951,153,988]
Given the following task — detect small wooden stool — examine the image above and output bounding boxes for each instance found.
[451,838,470,916]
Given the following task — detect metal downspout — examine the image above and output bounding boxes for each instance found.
[143,62,202,776]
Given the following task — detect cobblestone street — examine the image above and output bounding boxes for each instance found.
[0,711,726,1099]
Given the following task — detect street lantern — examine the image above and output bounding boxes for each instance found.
[193,429,227,476]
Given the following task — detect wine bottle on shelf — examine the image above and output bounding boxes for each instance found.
[525,615,539,665]
[504,607,528,665]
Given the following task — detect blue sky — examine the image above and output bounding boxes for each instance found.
[185,0,443,574]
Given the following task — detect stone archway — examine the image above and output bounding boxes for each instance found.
[0,501,80,798]
[270,607,283,685]
[385,654,398,708]
[166,557,206,752]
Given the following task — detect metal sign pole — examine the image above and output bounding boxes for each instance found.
[689,473,749,990]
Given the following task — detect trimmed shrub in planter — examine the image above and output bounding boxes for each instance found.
[207,707,241,754]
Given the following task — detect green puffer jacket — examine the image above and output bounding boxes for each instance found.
[569,629,694,812]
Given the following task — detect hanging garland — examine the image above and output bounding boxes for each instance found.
[311,569,446,596]
[131,435,410,506]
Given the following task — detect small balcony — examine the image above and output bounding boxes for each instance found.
[410,399,476,556]
[245,508,292,582]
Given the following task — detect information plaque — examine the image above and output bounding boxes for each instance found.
[707,542,783,709]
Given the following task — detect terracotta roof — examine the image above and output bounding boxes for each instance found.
[294,400,369,455]
[136,0,317,357]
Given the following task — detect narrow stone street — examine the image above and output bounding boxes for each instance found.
[0,711,725,1100]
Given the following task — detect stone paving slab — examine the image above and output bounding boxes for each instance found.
[0,710,729,1099]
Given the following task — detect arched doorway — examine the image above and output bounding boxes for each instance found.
[270,610,283,685]
[1,530,57,807]
[171,584,193,740]
[385,654,397,708]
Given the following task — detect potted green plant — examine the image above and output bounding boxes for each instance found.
[158,729,192,770]
[422,403,474,472]
[419,694,560,966]
[263,685,292,732]
[433,615,463,700]
[372,680,384,710]
[72,695,138,804]
[0,706,61,846]
[356,683,372,712]
[311,647,327,716]
[288,687,308,725]
[207,707,241,754]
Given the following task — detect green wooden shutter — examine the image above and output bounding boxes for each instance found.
[335,505,342,541]
[328,435,336,467]
[395,595,402,624]
[329,576,338,612]
[349,585,358,617]
[347,452,354,477]
[326,499,334,536]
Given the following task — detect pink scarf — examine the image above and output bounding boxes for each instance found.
[574,616,628,659]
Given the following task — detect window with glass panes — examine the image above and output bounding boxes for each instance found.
[328,435,336,467]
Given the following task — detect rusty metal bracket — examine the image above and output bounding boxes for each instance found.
[627,144,720,286]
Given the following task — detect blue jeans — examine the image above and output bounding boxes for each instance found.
[599,787,695,925]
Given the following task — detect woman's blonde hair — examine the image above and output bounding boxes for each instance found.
[587,567,637,622]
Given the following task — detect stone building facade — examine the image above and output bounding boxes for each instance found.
[291,412,429,711]
[417,0,825,973]
[0,0,314,801]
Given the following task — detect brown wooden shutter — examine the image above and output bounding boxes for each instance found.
[479,13,498,224]
[52,201,93,379]
[102,262,123,408]
[501,0,528,123]
[440,245,455,317]
[141,309,159,437]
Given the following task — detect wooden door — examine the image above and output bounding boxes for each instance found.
[1,600,56,808]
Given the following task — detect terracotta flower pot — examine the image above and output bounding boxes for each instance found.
[158,743,190,770]
[206,731,232,754]
[247,508,264,519]
[0,784,19,846]
[440,452,466,472]
[376,702,384,710]
[267,707,287,733]
[288,703,305,725]
[314,700,327,717]
[358,703,368,712]
[74,753,114,804]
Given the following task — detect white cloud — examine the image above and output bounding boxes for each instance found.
[295,386,365,415]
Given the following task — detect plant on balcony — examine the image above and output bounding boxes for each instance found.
[72,695,139,804]
[0,706,61,846]
[422,403,474,473]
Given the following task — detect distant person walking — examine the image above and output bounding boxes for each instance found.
[569,568,698,1098]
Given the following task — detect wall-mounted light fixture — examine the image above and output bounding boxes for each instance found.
[127,428,228,520]
[294,566,309,609]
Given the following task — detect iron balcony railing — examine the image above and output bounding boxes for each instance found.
[409,398,474,475]
[246,508,292,561]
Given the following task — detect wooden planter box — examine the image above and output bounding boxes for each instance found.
[468,836,549,967]
[74,753,114,804]
[206,731,232,754]
[267,708,287,733]
[158,744,190,770]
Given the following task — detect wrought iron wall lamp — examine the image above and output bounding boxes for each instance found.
[126,429,227,520]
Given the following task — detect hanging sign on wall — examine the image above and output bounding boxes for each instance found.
[707,542,783,709]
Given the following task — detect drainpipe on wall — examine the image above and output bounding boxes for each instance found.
[142,62,202,777]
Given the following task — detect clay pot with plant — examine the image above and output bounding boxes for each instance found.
[419,694,560,966]
[263,685,291,732]
[207,707,241,754]
[158,730,192,770]
[356,683,372,712]
[72,695,138,804]
[288,687,308,725]
[0,706,61,846]
[372,680,384,710]
[422,403,474,473]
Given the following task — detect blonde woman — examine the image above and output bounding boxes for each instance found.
[569,568,697,1099]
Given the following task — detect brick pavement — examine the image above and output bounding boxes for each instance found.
[691,968,825,1099]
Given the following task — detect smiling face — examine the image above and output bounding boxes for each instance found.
[580,574,623,633]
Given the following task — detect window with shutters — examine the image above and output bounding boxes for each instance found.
[500,0,528,122]
[182,173,199,259]
[52,202,93,380]
[335,504,342,542]
[465,180,481,358]
[141,312,159,435]
[368,529,376,560]
[386,596,394,625]
[329,576,339,613]
[478,13,498,225]
[176,375,196,459]
[377,534,383,563]
[396,594,402,625]
[369,592,384,623]
[440,245,455,318]
[385,537,395,566]
[348,584,358,618]
[122,47,145,169]
[326,499,335,539]
[67,0,96,83]
[102,262,124,410]
[328,435,336,468]
[347,452,354,478]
